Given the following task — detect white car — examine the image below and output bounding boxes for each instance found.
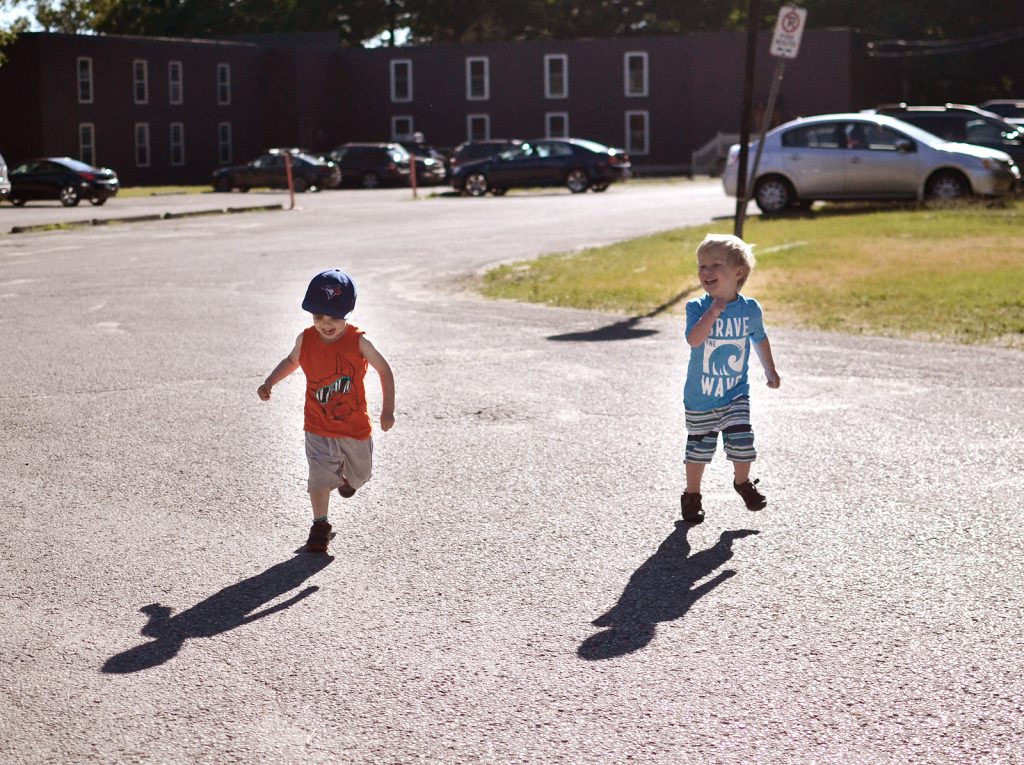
[723,112,1020,214]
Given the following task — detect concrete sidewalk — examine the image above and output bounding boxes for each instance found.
[1,189,298,233]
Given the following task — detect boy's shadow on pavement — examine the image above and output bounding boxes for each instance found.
[102,553,333,674]
[578,523,759,660]
[547,286,702,343]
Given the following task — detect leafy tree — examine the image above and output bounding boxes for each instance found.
[11,0,1024,97]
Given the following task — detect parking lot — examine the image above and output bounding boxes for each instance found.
[2,180,1022,764]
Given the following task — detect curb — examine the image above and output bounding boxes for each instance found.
[8,204,285,234]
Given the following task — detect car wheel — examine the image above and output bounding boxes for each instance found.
[566,169,590,193]
[591,183,610,192]
[215,176,233,192]
[89,197,107,206]
[238,185,250,193]
[753,176,792,215]
[491,187,507,196]
[926,170,969,200]
[361,172,381,189]
[464,173,489,197]
[11,197,24,207]
[59,185,80,207]
[292,177,308,193]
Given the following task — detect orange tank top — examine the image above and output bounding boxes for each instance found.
[299,323,372,439]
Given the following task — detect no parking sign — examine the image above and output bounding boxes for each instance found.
[770,6,807,59]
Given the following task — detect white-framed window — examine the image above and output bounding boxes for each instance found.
[626,110,649,155]
[545,112,569,139]
[78,123,95,166]
[77,57,93,104]
[216,63,231,105]
[391,115,414,140]
[544,54,568,99]
[624,51,649,97]
[134,122,151,167]
[168,61,183,104]
[467,114,490,142]
[132,59,148,104]
[169,122,185,166]
[218,122,233,164]
[466,57,489,101]
[390,59,412,102]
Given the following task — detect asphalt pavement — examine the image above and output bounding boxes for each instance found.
[1,180,1022,764]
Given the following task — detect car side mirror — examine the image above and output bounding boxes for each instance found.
[895,139,916,153]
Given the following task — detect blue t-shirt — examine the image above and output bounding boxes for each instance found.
[684,294,767,411]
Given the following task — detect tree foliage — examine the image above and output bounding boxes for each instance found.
[6,0,1024,96]
[14,0,1024,45]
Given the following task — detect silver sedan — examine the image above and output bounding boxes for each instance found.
[723,112,1020,214]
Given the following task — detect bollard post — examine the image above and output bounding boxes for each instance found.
[409,149,418,199]
[284,152,296,210]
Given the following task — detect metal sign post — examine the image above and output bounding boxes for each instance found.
[735,5,807,237]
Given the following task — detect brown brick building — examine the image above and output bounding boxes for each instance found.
[0,29,901,185]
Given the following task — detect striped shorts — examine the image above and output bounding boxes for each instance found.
[684,395,756,464]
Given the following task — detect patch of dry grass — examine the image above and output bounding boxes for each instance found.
[481,201,1024,347]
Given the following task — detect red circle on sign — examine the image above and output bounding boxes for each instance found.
[782,11,801,33]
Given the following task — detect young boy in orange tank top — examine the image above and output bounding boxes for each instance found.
[257,270,395,553]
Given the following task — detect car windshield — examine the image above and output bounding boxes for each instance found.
[58,157,94,172]
[296,153,321,164]
[571,138,612,153]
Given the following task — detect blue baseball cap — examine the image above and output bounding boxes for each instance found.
[302,269,357,318]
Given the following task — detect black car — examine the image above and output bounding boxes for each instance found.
[8,156,118,207]
[212,149,340,192]
[328,143,411,188]
[395,141,448,186]
[448,139,523,177]
[870,103,1024,170]
[450,138,630,196]
[978,99,1024,124]
[0,151,9,201]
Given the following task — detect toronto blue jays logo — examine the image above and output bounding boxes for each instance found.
[320,285,345,300]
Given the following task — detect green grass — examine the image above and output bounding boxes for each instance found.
[118,185,210,198]
[480,200,1024,347]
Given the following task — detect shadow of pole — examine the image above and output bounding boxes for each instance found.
[547,285,702,342]
[102,553,333,674]
[578,523,760,660]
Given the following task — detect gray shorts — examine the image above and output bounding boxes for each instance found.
[305,433,373,493]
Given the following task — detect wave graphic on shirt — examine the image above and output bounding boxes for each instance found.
[703,339,746,377]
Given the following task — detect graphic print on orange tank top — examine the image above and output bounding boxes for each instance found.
[299,324,372,439]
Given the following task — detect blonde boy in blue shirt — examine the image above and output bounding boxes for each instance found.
[681,234,781,524]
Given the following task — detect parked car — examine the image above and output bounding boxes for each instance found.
[8,156,119,207]
[450,138,631,196]
[978,99,1024,125]
[328,143,411,188]
[396,140,449,185]
[212,148,339,192]
[0,151,10,201]
[723,113,1020,214]
[448,139,524,176]
[868,103,1024,170]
